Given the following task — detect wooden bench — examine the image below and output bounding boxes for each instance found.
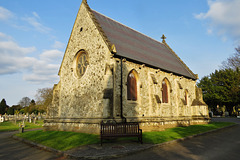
[100,121,142,145]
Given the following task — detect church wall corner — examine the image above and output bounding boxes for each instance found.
[51,3,113,119]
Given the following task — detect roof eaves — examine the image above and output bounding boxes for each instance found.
[162,42,197,80]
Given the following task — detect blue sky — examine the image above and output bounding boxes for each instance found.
[0,0,239,106]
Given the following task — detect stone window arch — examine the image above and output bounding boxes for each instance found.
[73,50,89,78]
[162,78,170,103]
[127,70,138,101]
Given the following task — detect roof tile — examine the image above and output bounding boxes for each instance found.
[92,10,196,80]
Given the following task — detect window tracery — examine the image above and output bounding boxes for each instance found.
[76,51,88,78]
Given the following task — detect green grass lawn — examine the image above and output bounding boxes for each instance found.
[0,120,43,132]
[143,122,235,144]
[16,130,99,151]
[15,122,234,151]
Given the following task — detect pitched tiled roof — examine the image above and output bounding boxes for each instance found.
[91,10,197,80]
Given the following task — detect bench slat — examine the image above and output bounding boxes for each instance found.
[100,122,142,145]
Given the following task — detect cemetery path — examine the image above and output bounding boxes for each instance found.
[115,117,240,160]
[0,130,64,160]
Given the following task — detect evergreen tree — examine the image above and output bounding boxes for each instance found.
[7,107,14,115]
[0,99,9,115]
[198,68,240,115]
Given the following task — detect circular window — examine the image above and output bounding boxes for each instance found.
[76,51,88,78]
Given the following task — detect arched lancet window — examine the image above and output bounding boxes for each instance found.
[127,70,138,101]
[162,79,169,103]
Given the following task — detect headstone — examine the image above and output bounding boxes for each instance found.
[33,117,36,124]
[225,112,229,117]
[0,116,4,123]
[38,112,41,120]
[14,116,17,124]
[209,111,213,118]
[19,124,24,133]
[22,120,25,127]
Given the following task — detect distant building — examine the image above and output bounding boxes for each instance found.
[44,0,209,134]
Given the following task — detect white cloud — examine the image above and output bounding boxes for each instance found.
[0,33,61,84]
[25,49,63,84]
[23,61,59,84]
[0,39,36,74]
[207,28,213,34]
[32,12,40,19]
[23,74,59,84]
[22,12,51,33]
[0,56,36,75]
[52,41,65,49]
[0,32,13,41]
[195,0,240,41]
[194,13,206,19]
[0,40,35,55]
[40,49,63,62]
[0,6,13,21]
[0,7,51,34]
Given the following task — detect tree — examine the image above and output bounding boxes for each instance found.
[18,97,31,108]
[0,99,9,115]
[7,107,14,115]
[11,105,22,110]
[24,99,37,114]
[221,46,240,70]
[35,87,53,113]
[198,68,240,115]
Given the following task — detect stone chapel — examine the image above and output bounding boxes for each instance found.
[44,0,209,134]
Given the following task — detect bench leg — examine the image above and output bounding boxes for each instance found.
[138,136,143,144]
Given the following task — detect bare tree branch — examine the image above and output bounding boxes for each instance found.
[221,46,240,70]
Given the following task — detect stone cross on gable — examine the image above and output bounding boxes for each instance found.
[161,34,166,43]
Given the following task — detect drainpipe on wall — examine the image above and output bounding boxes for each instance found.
[120,57,126,123]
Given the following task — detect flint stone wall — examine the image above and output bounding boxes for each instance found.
[44,2,209,134]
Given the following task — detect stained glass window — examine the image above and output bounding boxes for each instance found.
[162,79,168,103]
[127,71,137,101]
[76,52,88,77]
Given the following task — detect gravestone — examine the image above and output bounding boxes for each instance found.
[0,116,4,122]
[33,117,36,124]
